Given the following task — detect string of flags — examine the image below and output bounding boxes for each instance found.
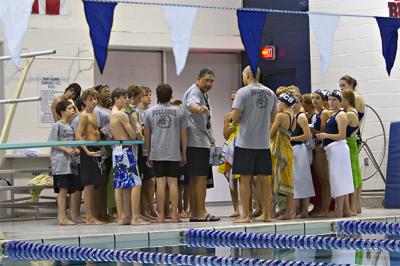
[1,1,400,76]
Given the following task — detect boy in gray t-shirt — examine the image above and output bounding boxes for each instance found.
[48,100,80,225]
[231,66,277,224]
[144,84,188,223]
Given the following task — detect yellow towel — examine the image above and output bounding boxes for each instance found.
[271,127,294,205]
[217,123,240,180]
[25,173,53,203]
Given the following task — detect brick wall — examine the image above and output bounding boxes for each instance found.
[309,0,397,190]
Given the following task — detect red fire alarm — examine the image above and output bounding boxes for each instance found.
[261,45,276,60]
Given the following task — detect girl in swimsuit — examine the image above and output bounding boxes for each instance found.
[339,75,365,213]
[341,89,361,216]
[316,90,354,218]
[270,92,297,220]
[310,90,332,217]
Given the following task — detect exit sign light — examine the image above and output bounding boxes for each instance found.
[261,45,276,60]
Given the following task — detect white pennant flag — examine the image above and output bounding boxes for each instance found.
[0,0,34,69]
[309,13,340,75]
[162,6,197,75]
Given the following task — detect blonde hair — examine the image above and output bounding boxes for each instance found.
[302,93,313,106]
[342,88,356,107]
[288,85,301,94]
[276,86,297,96]
[127,84,143,98]
[81,88,98,101]
[294,92,303,104]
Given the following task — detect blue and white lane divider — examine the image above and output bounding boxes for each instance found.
[336,220,400,235]
[184,229,400,252]
[5,240,346,266]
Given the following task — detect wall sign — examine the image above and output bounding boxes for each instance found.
[37,75,67,127]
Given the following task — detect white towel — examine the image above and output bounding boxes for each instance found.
[293,144,315,199]
[324,140,354,198]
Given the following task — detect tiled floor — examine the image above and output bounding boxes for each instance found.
[1,206,399,246]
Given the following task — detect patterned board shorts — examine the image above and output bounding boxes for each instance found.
[112,145,142,189]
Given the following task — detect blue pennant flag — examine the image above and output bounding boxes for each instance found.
[237,10,268,77]
[83,1,117,74]
[376,17,400,75]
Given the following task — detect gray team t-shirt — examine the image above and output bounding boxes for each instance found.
[232,83,277,149]
[135,107,147,126]
[48,120,78,175]
[144,103,187,161]
[182,83,214,148]
[94,105,112,139]
[135,106,149,156]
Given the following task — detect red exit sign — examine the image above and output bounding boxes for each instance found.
[261,45,276,60]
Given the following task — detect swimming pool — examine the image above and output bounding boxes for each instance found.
[1,223,400,266]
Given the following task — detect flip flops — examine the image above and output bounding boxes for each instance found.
[189,214,220,222]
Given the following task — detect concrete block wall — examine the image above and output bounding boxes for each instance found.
[309,0,397,190]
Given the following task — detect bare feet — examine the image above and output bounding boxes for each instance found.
[277,213,295,220]
[171,216,181,223]
[178,211,188,218]
[149,209,158,218]
[234,216,250,223]
[142,213,157,221]
[157,217,165,223]
[343,211,352,218]
[255,214,272,222]
[131,217,150,225]
[118,216,131,225]
[250,210,261,218]
[85,217,105,225]
[296,213,309,219]
[229,210,240,218]
[58,218,76,225]
[71,216,85,224]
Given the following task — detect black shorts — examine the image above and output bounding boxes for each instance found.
[53,174,78,194]
[138,145,155,180]
[75,164,84,191]
[80,146,106,187]
[153,161,180,178]
[232,147,272,176]
[187,147,210,177]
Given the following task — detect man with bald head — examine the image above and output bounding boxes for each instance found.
[182,68,219,222]
[231,66,277,223]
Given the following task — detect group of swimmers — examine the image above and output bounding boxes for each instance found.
[219,73,365,222]
[47,67,365,225]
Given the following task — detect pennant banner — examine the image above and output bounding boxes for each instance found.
[237,10,267,77]
[0,0,34,69]
[83,1,116,74]
[376,17,400,76]
[162,6,197,76]
[309,14,340,75]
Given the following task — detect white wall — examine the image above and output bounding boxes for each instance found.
[0,0,243,147]
[309,0,396,190]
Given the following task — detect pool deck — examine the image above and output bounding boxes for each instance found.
[0,206,399,250]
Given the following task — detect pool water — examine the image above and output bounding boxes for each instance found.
[1,234,400,266]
